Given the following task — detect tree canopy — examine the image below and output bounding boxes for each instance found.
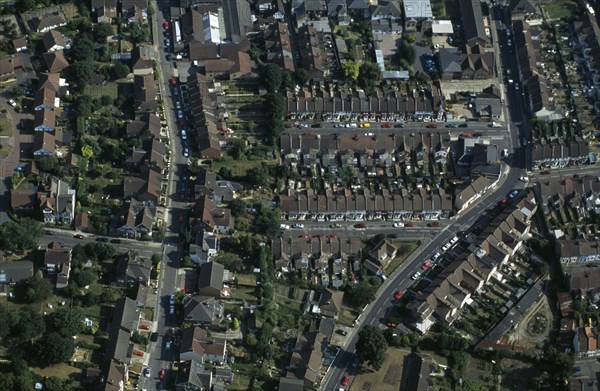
[356,325,388,370]
[35,332,75,367]
[343,60,360,81]
[358,62,382,93]
[47,307,85,338]
[0,218,44,252]
[260,63,283,92]
[346,280,378,308]
[23,274,53,303]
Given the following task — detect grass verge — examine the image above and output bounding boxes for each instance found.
[384,241,421,275]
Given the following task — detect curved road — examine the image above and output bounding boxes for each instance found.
[322,4,530,389]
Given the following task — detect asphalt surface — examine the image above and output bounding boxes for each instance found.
[321,4,531,390]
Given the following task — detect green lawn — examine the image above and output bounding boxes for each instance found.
[544,0,579,19]
[235,273,257,286]
[84,83,118,99]
[0,116,12,136]
[230,287,257,301]
[384,241,421,275]
[212,159,274,177]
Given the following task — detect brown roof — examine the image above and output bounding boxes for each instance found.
[43,51,69,73]
[12,36,27,51]
[188,42,218,60]
[33,131,55,154]
[41,30,65,51]
[11,189,37,210]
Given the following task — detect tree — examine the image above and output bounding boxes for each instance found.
[254,205,281,237]
[343,60,360,81]
[356,325,388,370]
[47,307,85,337]
[0,218,44,252]
[72,268,98,287]
[71,60,95,87]
[93,22,113,43]
[12,305,45,341]
[71,36,95,62]
[346,281,377,308]
[36,332,75,367]
[260,63,283,92]
[358,62,382,93]
[295,68,310,86]
[246,163,270,188]
[129,22,149,44]
[110,61,130,80]
[16,0,34,12]
[23,274,53,303]
[230,199,247,218]
[232,318,240,330]
[85,242,116,261]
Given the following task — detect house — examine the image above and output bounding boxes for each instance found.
[431,20,454,35]
[134,74,157,112]
[203,51,252,80]
[454,176,492,212]
[126,113,161,139]
[52,177,77,224]
[127,283,148,307]
[574,326,599,356]
[510,0,542,21]
[222,0,253,43]
[193,196,234,234]
[182,295,224,325]
[33,108,56,132]
[175,360,212,391]
[117,199,156,238]
[197,262,226,297]
[365,239,398,274]
[34,86,59,111]
[44,241,72,288]
[115,251,153,286]
[41,30,66,52]
[110,297,140,334]
[103,359,129,391]
[319,289,344,318]
[371,0,403,21]
[31,12,67,33]
[123,166,162,204]
[125,138,165,172]
[12,36,27,52]
[74,212,90,232]
[438,45,495,81]
[121,0,148,18]
[179,327,227,364]
[43,50,69,73]
[460,0,487,46]
[0,261,34,284]
[401,352,436,391]
[403,0,432,30]
[130,46,153,75]
[91,0,117,23]
[10,188,37,213]
[198,132,223,159]
[190,230,219,265]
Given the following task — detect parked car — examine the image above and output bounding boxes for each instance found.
[110,239,121,244]
[394,290,404,299]
[95,237,109,242]
[8,99,17,107]
[393,222,404,227]
[519,176,529,182]
[143,367,151,378]
[132,350,144,357]
[170,295,175,305]
[337,329,348,336]
[425,124,438,128]
[159,369,166,379]
[411,271,422,280]
[163,21,169,29]
[165,341,172,350]
[139,324,150,330]
[73,234,85,239]
[508,190,519,199]
[394,124,405,128]
[381,123,392,128]
[292,223,304,228]
[421,260,432,270]
[183,148,189,157]
[353,223,366,229]
[341,376,351,386]
[458,123,469,128]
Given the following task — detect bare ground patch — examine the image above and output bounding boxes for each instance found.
[351,348,411,391]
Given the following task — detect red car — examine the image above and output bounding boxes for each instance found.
[159,369,166,380]
[326,233,337,238]
[299,234,311,238]
[139,324,150,330]
[163,20,169,29]
[170,76,177,86]
[405,222,414,227]
[421,260,432,270]
[381,123,392,128]
[425,124,438,128]
[132,350,144,357]
[354,223,366,229]
[394,290,404,299]
[387,322,397,328]
[341,376,351,386]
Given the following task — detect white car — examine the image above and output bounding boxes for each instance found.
[442,243,451,252]
[508,190,519,199]
[8,99,17,107]
[411,271,422,280]
[519,176,529,182]
[181,130,187,140]
[393,222,404,228]
[165,341,172,350]
[183,148,189,158]
[143,367,151,378]
[177,110,184,119]
[432,252,442,262]
[502,149,509,157]
[170,295,175,305]
[292,223,304,228]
